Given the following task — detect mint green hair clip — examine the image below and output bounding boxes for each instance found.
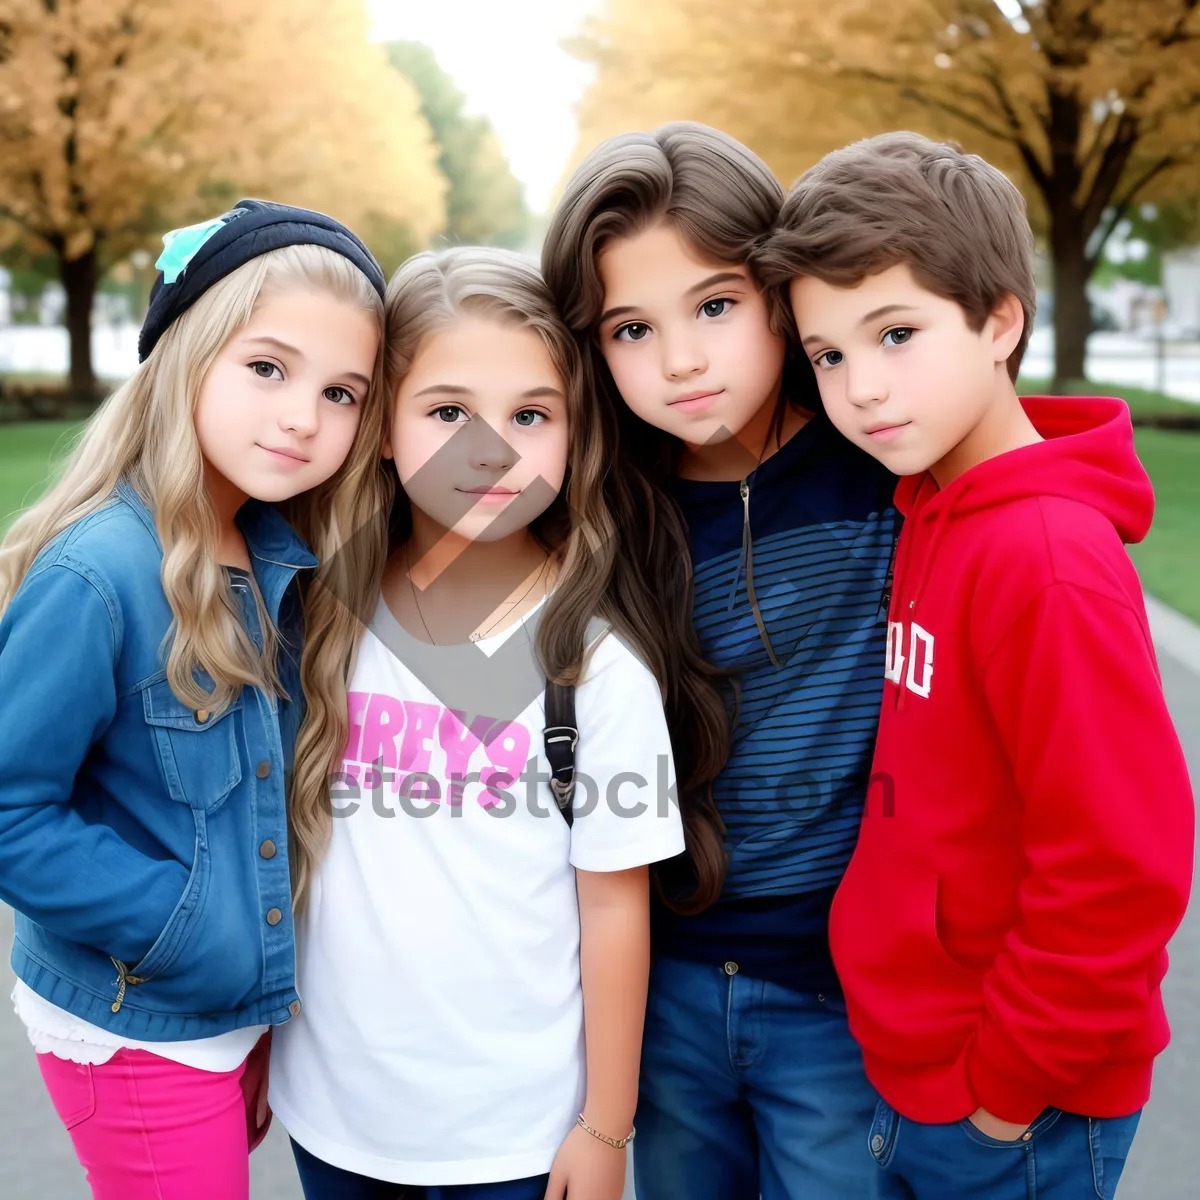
[155,217,228,285]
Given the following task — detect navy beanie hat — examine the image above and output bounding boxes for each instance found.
[138,199,388,363]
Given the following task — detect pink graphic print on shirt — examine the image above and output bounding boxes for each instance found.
[340,691,531,808]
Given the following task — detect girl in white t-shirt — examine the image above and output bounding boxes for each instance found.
[270,247,729,1200]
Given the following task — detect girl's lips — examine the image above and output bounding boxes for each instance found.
[668,389,724,413]
[459,487,519,504]
[258,444,311,465]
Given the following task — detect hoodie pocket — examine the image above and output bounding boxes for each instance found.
[920,873,981,987]
[832,854,979,1056]
[142,678,243,815]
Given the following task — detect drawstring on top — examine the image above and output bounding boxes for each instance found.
[736,476,782,669]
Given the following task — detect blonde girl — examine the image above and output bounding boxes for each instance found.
[0,200,389,1200]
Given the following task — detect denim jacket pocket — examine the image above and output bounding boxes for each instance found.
[142,677,244,814]
[118,833,211,990]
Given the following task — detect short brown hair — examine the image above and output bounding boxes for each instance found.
[753,132,1036,381]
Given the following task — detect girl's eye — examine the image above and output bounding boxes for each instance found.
[513,410,545,428]
[324,386,356,406]
[700,298,733,319]
[251,361,282,380]
[883,327,914,347]
[814,349,844,370]
[614,322,650,343]
[435,405,466,423]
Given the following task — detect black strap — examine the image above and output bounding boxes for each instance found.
[543,680,578,826]
[878,528,901,624]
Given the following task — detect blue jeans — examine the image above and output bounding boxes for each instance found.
[290,1138,550,1200]
[867,1097,1142,1199]
[634,956,880,1199]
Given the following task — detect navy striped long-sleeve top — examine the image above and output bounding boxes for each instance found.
[654,407,900,994]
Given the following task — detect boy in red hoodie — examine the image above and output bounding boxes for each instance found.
[753,132,1195,1199]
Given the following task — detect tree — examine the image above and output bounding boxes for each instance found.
[385,41,530,250]
[0,0,445,400]
[571,0,1200,387]
[0,241,55,323]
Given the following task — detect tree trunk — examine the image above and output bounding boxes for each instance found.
[60,247,97,405]
[1049,208,1092,391]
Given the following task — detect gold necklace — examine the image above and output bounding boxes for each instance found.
[405,547,549,645]
[405,545,438,645]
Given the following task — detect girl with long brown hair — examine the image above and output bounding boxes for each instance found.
[542,123,902,1200]
[271,247,721,1200]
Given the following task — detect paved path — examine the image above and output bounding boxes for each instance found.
[1,646,1196,1198]
[1022,327,1200,403]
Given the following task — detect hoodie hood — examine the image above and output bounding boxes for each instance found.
[895,396,1154,542]
[892,396,1154,613]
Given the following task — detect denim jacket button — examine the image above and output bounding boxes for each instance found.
[266,908,282,926]
[724,961,739,976]
[871,1134,885,1154]
[195,709,210,724]
[288,1000,302,1018]
[255,761,271,779]
[259,840,277,859]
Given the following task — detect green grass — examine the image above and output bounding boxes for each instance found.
[0,421,82,535]
[1015,379,1200,621]
[2,370,122,386]
[1129,428,1200,623]
[2,371,66,385]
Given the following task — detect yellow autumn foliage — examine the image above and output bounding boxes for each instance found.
[0,0,445,264]
[570,0,1200,380]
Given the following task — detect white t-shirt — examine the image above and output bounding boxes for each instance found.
[11,980,265,1072]
[270,595,685,1186]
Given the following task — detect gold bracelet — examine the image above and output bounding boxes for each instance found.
[576,1113,636,1149]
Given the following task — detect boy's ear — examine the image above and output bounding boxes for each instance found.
[990,292,1025,365]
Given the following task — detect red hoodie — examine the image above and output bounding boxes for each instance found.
[829,395,1195,1126]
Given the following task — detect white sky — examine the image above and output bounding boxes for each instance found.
[368,0,601,214]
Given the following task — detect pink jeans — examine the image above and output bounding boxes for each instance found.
[37,1048,250,1200]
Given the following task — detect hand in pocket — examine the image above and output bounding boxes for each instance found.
[239,1030,273,1152]
[966,1106,1031,1143]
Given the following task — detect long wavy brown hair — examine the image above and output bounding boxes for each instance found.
[286,245,730,914]
[542,122,818,911]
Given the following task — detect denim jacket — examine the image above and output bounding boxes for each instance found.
[0,478,316,1039]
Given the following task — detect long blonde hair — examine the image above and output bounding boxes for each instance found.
[0,243,392,867]
[286,246,729,915]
